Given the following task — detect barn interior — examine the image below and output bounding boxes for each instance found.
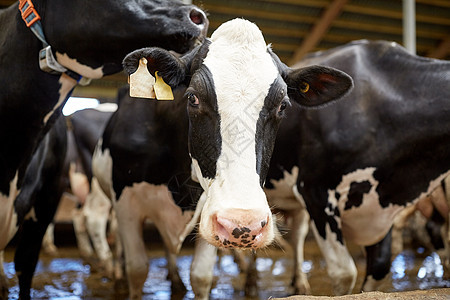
[1,0,450,299]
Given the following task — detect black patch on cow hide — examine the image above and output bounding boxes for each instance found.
[335,191,341,200]
[344,180,372,210]
[188,66,221,179]
[255,75,287,186]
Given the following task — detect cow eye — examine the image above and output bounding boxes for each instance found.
[300,82,310,93]
[187,92,199,107]
[277,99,290,115]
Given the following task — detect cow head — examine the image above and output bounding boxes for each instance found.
[123,19,353,249]
[40,0,208,77]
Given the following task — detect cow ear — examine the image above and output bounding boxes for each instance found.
[284,65,353,108]
[123,47,188,87]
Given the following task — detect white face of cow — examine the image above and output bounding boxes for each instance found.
[190,20,280,248]
[123,18,354,249]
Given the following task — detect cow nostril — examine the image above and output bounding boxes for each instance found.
[189,9,204,26]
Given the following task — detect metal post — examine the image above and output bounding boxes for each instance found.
[403,0,416,55]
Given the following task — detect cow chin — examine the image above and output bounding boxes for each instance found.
[198,185,275,249]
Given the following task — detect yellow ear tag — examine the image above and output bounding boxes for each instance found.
[154,71,174,101]
[129,58,156,99]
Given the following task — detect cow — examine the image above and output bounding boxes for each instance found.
[37,104,117,261]
[0,0,207,298]
[90,18,353,299]
[262,39,450,295]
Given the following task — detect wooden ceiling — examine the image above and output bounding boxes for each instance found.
[1,0,449,100]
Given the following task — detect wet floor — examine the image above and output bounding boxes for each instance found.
[3,237,450,299]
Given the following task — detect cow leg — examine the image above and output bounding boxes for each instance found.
[84,177,113,277]
[362,228,392,291]
[72,205,95,259]
[294,185,356,295]
[109,210,125,282]
[290,186,312,294]
[310,222,357,295]
[190,238,217,300]
[441,177,450,272]
[0,251,8,300]
[41,223,58,256]
[233,249,248,273]
[15,213,57,300]
[114,187,149,300]
[165,250,185,293]
[244,251,258,297]
[289,207,311,295]
[391,204,416,257]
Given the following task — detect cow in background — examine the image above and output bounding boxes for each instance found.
[38,104,117,259]
[263,40,450,295]
[90,18,353,299]
[391,182,449,259]
[67,104,117,262]
[0,0,207,298]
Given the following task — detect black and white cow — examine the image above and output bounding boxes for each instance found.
[264,40,450,295]
[91,18,353,299]
[0,0,207,298]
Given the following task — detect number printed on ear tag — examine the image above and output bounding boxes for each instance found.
[129,58,156,99]
[154,71,174,101]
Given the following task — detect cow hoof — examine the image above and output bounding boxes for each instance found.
[293,284,311,295]
[114,278,129,294]
[170,280,187,294]
[244,283,258,298]
[291,275,311,295]
[0,283,8,300]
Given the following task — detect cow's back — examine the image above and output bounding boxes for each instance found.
[283,40,450,245]
[292,40,450,205]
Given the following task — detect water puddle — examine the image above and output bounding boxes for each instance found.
[3,240,450,299]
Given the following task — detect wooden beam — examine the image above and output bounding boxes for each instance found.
[288,0,348,65]
[344,4,450,26]
[332,19,445,39]
[201,3,317,24]
[427,36,450,59]
[257,0,328,9]
[415,0,450,8]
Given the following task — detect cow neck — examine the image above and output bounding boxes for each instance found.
[18,0,90,85]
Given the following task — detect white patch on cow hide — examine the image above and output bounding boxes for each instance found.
[201,18,277,213]
[95,103,118,113]
[362,275,385,292]
[56,52,104,79]
[115,182,195,254]
[24,207,37,222]
[91,139,116,202]
[0,173,19,250]
[190,158,212,190]
[44,73,78,124]
[331,167,403,246]
[332,168,450,246]
[265,166,302,211]
[412,170,450,204]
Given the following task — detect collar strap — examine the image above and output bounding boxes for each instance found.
[19,0,40,27]
[19,0,91,85]
[19,0,48,46]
